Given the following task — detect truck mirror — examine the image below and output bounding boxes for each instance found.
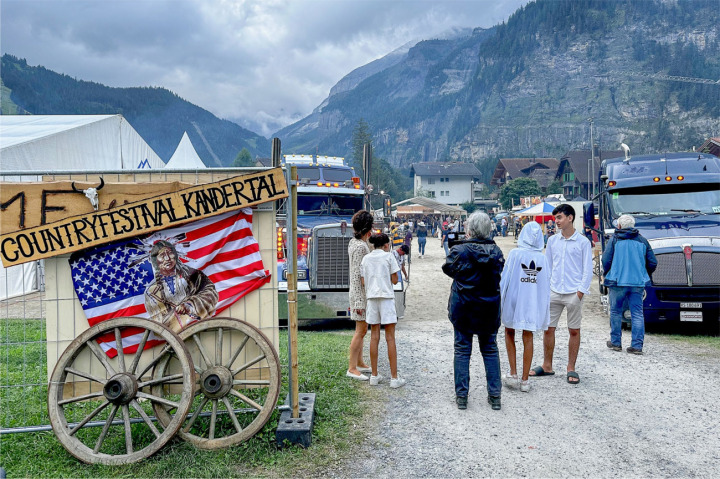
[583,202,595,228]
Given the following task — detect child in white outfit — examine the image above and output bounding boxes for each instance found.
[361,233,406,388]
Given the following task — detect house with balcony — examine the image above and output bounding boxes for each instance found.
[410,162,482,205]
[698,137,720,157]
[555,148,624,199]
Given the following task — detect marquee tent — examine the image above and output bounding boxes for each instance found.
[0,115,165,172]
[165,131,206,169]
[0,115,165,300]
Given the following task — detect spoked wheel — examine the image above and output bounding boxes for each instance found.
[48,317,195,465]
[153,317,281,449]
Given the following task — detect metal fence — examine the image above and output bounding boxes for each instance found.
[0,168,283,435]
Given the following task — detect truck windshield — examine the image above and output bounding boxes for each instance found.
[297,194,363,215]
[322,169,354,182]
[608,183,720,217]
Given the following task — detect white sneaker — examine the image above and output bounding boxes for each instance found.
[346,370,369,381]
[369,374,383,386]
[503,373,519,389]
[520,380,531,393]
[390,377,406,389]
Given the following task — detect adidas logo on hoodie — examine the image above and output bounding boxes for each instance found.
[520,260,542,283]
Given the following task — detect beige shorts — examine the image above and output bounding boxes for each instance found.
[365,298,397,325]
[549,291,583,329]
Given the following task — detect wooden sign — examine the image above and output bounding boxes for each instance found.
[0,168,287,267]
[1,181,194,233]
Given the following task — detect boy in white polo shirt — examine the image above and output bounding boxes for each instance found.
[361,233,406,388]
[530,204,592,385]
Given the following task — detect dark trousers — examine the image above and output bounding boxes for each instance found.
[453,328,502,398]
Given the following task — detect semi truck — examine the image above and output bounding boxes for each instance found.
[586,151,720,333]
[277,154,406,322]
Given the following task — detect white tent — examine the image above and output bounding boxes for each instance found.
[0,115,165,300]
[165,131,206,169]
[0,114,165,171]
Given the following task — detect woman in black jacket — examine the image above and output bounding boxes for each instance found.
[442,211,505,410]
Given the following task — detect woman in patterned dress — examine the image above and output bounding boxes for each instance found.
[347,210,374,380]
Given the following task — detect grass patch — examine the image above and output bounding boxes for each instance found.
[1,323,370,477]
[655,334,720,351]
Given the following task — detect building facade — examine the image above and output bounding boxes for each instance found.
[410,162,482,205]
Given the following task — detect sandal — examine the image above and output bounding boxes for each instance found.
[529,365,555,377]
[566,371,580,384]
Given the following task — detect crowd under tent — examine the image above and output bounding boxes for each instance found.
[165,131,206,169]
[393,196,468,218]
[0,114,165,300]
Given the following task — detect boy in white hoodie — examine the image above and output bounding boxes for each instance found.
[499,222,551,392]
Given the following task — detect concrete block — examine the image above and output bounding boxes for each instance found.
[275,392,316,448]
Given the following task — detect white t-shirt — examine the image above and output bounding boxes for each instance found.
[361,249,400,299]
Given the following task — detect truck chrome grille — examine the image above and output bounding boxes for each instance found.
[313,235,351,289]
[652,252,720,286]
[652,253,687,285]
[692,252,720,286]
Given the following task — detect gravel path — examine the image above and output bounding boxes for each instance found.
[329,235,720,478]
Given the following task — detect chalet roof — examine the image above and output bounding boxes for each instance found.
[410,162,482,177]
[255,157,272,167]
[491,158,558,183]
[528,168,557,189]
[558,150,624,184]
[698,138,720,158]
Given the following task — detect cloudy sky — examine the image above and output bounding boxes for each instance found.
[2,0,527,137]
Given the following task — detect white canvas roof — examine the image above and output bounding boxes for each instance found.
[0,114,165,171]
[166,131,206,169]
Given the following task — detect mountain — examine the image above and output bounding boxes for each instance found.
[275,0,720,175]
[0,54,270,167]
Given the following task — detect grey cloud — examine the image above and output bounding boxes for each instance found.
[1,0,528,137]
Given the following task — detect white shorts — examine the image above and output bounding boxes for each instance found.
[365,298,397,325]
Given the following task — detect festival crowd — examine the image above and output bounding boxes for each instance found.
[346,205,657,410]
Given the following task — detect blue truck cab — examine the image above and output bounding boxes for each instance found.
[590,152,720,333]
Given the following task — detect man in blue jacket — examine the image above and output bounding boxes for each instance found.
[602,214,658,354]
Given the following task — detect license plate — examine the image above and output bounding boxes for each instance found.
[680,302,702,308]
[680,311,703,322]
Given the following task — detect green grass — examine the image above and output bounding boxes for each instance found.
[655,334,720,351]
[0,323,371,477]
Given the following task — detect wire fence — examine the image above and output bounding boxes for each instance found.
[0,168,283,435]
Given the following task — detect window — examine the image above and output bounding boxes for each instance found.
[440,191,445,196]
[440,177,445,183]
[445,177,450,182]
[563,172,575,182]
[445,190,450,196]
[428,191,435,198]
[428,178,435,185]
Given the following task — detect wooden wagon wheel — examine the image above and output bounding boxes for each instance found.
[153,317,281,449]
[47,317,195,465]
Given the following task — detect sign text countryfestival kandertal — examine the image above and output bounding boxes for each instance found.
[0,168,288,267]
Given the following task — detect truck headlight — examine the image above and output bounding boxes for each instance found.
[623,310,632,320]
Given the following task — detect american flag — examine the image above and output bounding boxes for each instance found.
[69,208,271,356]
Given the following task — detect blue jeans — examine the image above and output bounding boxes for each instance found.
[418,237,426,255]
[501,226,507,236]
[609,286,645,349]
[453,328,502,398]
[443,241,449,256]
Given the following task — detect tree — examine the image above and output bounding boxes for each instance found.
[233,148,253,167]
[351,118,372,175]
[498,177,541,210]
[545,179,563,195]
[460,201,477,214]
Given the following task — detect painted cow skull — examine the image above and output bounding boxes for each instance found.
[71,178,105,211]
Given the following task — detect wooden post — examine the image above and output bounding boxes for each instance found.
[287,165,300,418]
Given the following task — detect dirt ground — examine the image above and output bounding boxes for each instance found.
[328,234,720,478]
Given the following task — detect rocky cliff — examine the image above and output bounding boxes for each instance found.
[275,0,720,169]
